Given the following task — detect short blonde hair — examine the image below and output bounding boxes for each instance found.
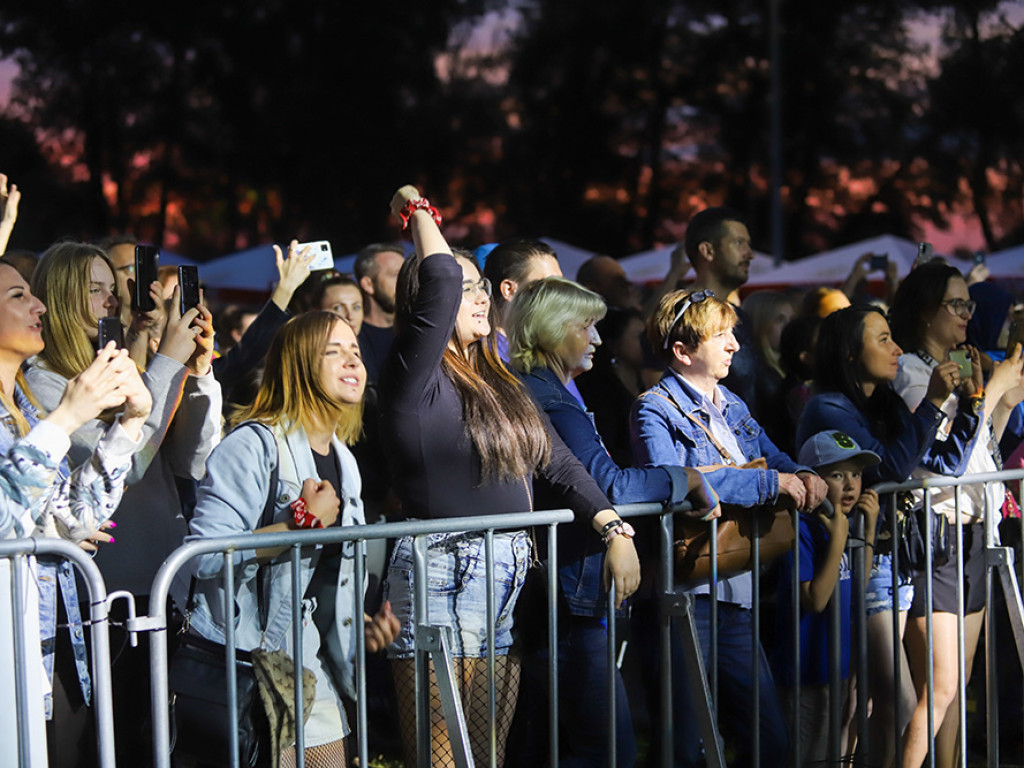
[648,288,737,356]
[34,242,124,381]
[231,312,363,444]
[506,277,607,373]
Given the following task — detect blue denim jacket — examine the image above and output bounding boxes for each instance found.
[631,370,808,505]
[522,367,696,615]
[796,389,978,487]
[0,386,135,717]
[180,421,366,697]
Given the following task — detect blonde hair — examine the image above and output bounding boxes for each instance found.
[33,242,123,381]
[648,288,737,355]
[507,277,607,373]
[231,312,363,444]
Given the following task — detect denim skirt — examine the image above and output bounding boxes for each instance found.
[383,530,531,659]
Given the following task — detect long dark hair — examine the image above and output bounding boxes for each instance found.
[396,253,551,483]
[890,261,963,352]
[815,305,906,443]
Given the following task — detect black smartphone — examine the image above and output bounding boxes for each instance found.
[973,251,986,266]
[133,245,159,312]
[178,265,200,316]
[97,317,124,350]
[869,253,888,271]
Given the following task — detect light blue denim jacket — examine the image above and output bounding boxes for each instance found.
[630,370,811,605]
[179,421,366,697]
[631,370,808,504]
[0,385,137,716]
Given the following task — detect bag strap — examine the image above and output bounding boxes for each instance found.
[648,385,739,466]
[185,422,280,634]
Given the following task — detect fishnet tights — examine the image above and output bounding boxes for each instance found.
[392,655,521,768]
[278,738,346,768]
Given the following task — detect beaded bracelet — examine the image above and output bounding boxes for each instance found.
[398,197,442,231]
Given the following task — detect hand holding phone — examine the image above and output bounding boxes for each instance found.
[294,241,334,271]
[949,349,972,381]
[914,242,934,270]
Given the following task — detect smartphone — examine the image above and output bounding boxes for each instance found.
[973,251,986,266]
[914,241,933,269]
[1006,307,1024,357]
[178,265,200,316]
[949,349,972,380]
[133,245,159,312]
[295,241,334,271]
[97,317,124,350]
[869,253,888,271]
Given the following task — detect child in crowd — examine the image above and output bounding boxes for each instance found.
[774,430,880,766]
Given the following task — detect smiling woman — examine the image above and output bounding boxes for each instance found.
[178,311,399,768]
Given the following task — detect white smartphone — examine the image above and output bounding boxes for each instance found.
[295,240,334,271]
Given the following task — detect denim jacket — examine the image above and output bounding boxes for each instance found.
[631,370,808,505]
[796,389,979,488]
[522,367,695,615]
[0,386,137,717]
[181,421,365,696]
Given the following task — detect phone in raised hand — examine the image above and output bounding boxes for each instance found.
[295,241,334,271]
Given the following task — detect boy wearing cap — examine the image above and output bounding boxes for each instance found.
[774,430,880,766]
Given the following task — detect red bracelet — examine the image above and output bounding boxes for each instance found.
[398,198,442,231]
[291,498,322,529]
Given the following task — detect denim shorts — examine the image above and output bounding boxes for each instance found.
[865,552,914,615]
[383,530,531,659]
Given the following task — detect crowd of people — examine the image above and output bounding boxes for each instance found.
[0,173,1022,768]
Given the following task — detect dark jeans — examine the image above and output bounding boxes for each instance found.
[672,597,789,768]
[517,614,637,768]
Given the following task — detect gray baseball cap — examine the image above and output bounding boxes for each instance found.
[798,430,881,470]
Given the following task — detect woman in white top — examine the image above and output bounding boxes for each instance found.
[890,260,1024,768]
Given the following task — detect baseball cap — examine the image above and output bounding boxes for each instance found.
[798,430,880,471]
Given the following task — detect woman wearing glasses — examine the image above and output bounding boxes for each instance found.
[380,186,638,768]
[631,288,826,767]
[889,261,1024,768]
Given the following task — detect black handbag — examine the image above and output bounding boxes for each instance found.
[169,426,278,767]
[897,494,951,575]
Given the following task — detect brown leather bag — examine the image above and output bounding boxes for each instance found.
[674,470,796,585]
[647,388,798,585]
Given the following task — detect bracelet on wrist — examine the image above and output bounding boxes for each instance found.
[602,521,635,546]
[398,198,442,231]
[599,519,624,537]
[291,498,322,529]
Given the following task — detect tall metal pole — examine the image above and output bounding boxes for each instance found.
[770,0,784,265]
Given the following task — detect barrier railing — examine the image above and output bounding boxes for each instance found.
[0,537,117,768]
[4,469,1024,768]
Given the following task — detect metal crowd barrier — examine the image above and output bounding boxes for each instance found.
[0,537,117,768]
[4,469,1024,768]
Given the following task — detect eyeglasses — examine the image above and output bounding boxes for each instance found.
[663,289,714,349]
[462,277,492,298]
[941,299,976,318]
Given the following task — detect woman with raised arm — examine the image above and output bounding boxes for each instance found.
[179,310,399,768]
[0,258,151,767]
[379,186,639,768]
[889,262,1024,768]
[796,304,982,768]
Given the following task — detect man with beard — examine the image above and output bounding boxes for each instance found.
[354,242,406,384]
[682,207,759,408]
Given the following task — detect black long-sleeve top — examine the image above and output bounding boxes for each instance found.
[379,253,610,521]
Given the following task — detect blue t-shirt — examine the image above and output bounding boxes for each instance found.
[772,516,851,687]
